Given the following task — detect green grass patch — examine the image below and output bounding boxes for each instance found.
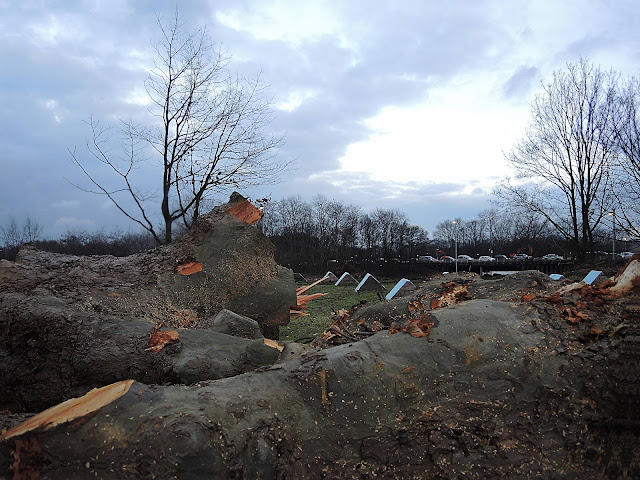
[280,280,399,342]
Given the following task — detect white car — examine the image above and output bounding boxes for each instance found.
[512,253,531,260]
[542,254,563,261]
[478,255,495,262]
[619,251,635,259]
[457,255,473,262]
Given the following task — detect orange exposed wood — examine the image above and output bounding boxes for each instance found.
[431,282,471,309]
[296,293,328,306]
[291,278,330,320]
[263,338,284,352]
[606,258,640,296]
[0,380,134,441]
[296,275,330,295]
[175,261,203,275]
[226,199,263,225]
[147,330,180,352]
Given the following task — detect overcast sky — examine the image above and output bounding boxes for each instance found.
[2,0,640,240]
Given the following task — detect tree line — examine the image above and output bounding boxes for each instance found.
[265,199,629,273]
[1,199,632,267]
[261,195,429,272]
[431,209,624,260]
[0,216,156,261]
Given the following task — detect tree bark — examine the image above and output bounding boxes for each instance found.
[0,292,281,412]
[2,290,636,478]
[0,194,295,412]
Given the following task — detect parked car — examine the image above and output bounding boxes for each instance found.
[440,255,455,262]
[457,255,473,262]
[417,255,438,263]
[542,254,563,261]
[494,254,508,262]
[512,253,531,260]
[478,255,495,262]
[619,251,635,259]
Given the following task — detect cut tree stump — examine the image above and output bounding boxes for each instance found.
[0,194,295,412]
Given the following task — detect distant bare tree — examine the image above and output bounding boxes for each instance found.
[70,10,286,244]
[358,213,377,260]
[496,59,619,259]
[372,208,401,260]
[433,218,462,255]
[1,216,42,248]
[22,216,43,243]
[478,209,514,254]
[1,218,22,250]
[0,216,42,260]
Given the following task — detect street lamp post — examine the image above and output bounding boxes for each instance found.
[452,220,458,273]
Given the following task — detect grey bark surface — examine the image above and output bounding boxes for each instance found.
[208,309,264,339]
[2,194,295,332]
[0,292,280,412]
[1,253,638,479]
[2,296,636,479]
[0,194,295,412]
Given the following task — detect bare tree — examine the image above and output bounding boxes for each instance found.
[611,77,640,239]
[358,213,378,260]
[372,208,400,260]
[0,216,43,260]
[478,208,514,254]
[433,218,462,255]
[1,218,22,250]
[1,216,42,248]
[270,196,315,267]
[495,59,619,259]
[70,10,286,244]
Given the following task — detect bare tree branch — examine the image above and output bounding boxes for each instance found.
[70,9,288,244]
[496,59,619,259]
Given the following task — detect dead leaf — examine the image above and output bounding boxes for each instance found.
[564,307,590,324]
[408,300,424,312]
[147,330,180,352]
[389,313,436,337]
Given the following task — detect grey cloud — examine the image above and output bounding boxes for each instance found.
[502,66,539,99]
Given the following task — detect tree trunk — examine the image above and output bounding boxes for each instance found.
[2,275,638,479]
[0,291,282,412]
[0,194,296,412]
